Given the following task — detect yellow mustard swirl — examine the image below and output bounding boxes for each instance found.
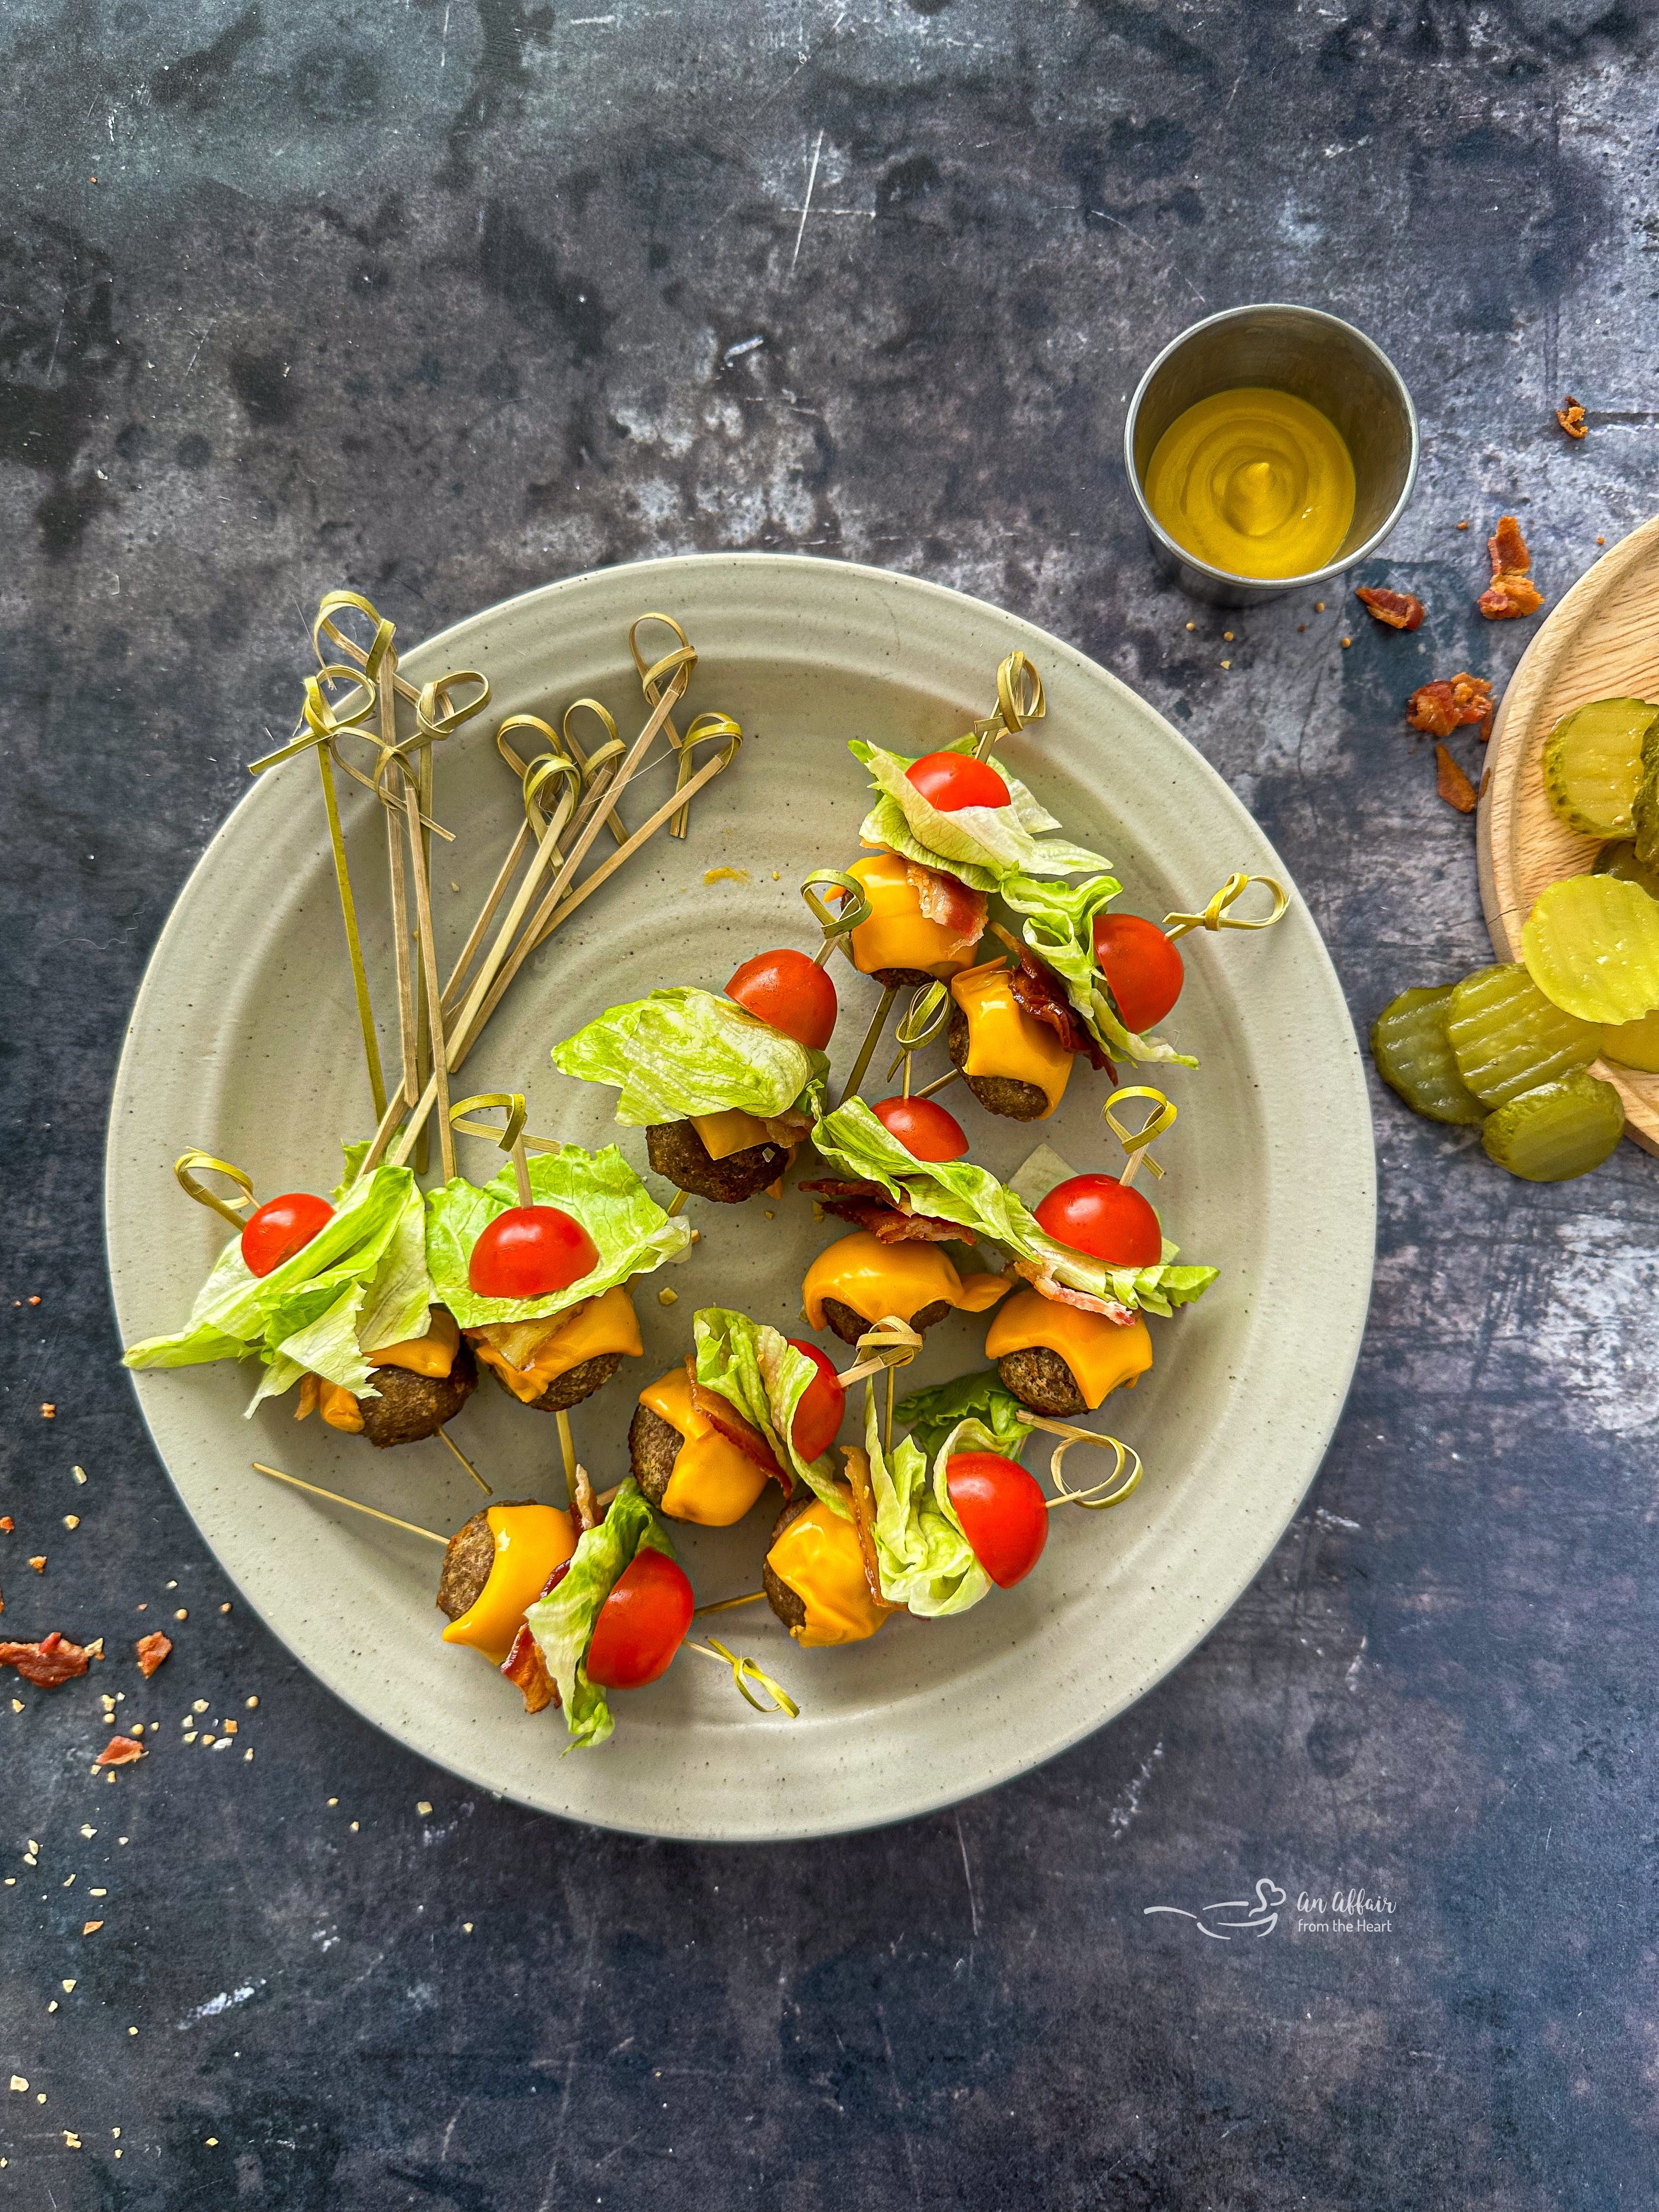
[1144,387,1355,580]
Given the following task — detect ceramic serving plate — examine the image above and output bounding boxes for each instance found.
[107,555,1374,1842]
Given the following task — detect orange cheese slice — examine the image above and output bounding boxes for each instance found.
[845,851,980,980]
[985,1288,1153,1412]
[950,960,1073,1116]
[690,1108,774,1161]
[802,1229,1010,1331]
[368,1306,460,1378]
[469,1286,642,1406]
[317,1379,365,1434]
[441,1502,577,1664]
[639,1369,771,1526]
[766,1499,890,1647]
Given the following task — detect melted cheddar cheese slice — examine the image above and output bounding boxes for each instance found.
[986,1289,1153,1411]
[766,1500,890,1647]
[368,1306,460,1378]
[442,1503,577,1664]
[950,961,1073,1116]
[846,851,980,979]
[316,1379,364,1434]
[690,1108,775,1161]
[802,1230,1011,1331]
[639,1369,771,1527]
[470,1286,642,1406]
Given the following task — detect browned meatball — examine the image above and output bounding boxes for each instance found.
[819,1294,952,1347]
[867,964,941,989]
[435,1496,551,1620]
[358,1339,478,1449]
[646,1119,787,1203]
[500,1350,624,1414]
[996,1345,1086,1418]
[946,1003,1049,1121]
[628,1400,682,1508]
[761,1492,814,1634]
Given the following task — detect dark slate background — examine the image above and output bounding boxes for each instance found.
[3,2,1657,2204]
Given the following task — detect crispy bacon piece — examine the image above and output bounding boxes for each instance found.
[95,1734,146,1767]
[1556,396,1587,439]
[0,1630,92,1688]
[1406,674,1494,741]
[685,1363,787,1480]
[135,1632,173,1678]
[799,1179,964,1244]
[1008,949,1113,1069]
[500,1623,558,1713]
[1011,1256,1135,1323]
[1435,744,1479,815]
[1355,585,1425,632]
[905,861,988,956]
[839,1447,891,1609]
[1479,515,1544,620]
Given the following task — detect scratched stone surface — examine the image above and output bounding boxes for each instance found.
[3,1,1658,2204]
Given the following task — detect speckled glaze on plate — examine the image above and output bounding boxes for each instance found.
[106,555,1374,1842]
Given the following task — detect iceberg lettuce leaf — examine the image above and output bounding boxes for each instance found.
[692,1307,848,1515]
[867,1389,995,1618]
[524,1480,676,1750]
[850,738,1113,890]
[552,986,827,1126]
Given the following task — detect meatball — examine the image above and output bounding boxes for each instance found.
[995,1345,1085,1418]
[819,1295,952,1347]
[435,1494,549,1620]
[628,1400,682,1509]
[358,1339,478,1449]
[946,1003,1049,1121]
[646,1118,787,1204]
[501,1350,624,1414]
[761,1492,814,1634]
[867,963,942,989]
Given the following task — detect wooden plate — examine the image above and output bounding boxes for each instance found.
[1478,515,1659,1158]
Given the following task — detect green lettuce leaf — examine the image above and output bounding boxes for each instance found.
[424,1146,689,1330]
[692,1307,847,1516]
[866,1387,995,1618]
[811,1097,1217,1319]
[551,986,827,1126]
[1001,871,1198,1069]
[850,737,1113,891]
[894,1369,1035,1463]
[523,1480,677,1750]
[247,1174,436,1410]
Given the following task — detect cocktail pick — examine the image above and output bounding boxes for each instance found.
[968,650,1046,761]
[630,613,700,837]
[173,1149,257,1228]
[1163,872,1289,941]
[1102,1086,1177,1188]
[884,981,950,1091]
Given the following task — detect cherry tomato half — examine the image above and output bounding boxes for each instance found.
[1034,1174,1163,1268]
[945,1451,1048,1588]
[1091,912,1185,1034]
[241,1192,335,1278]
[870,1093,970,1163]
[468,1205,599,1299]
[906,752,1011,812]
[726,948,839,1051]
[584,1548,695,1690]
[787,1338,846,1461]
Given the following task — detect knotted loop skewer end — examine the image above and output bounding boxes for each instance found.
[1103,1086,1176,1187]
[836,1315,924,1390]
[800,867,872,963]
[520,749,584,841]
[174,1149,257,1229]
[996,650,1045,735]
[415,670,492,742]
[685,1637,800,1717]
[448,1090,531,1203]
[1163,871,1290,941]
[313,590,396,679]
[1028,1423,1144,1512]
[885,980,949,1081]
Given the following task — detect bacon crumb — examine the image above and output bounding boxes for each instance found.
[0,1517,12,1533]
[1555,396,1587,439]
[1355,585,1425,632]
[40,1404,55,1420]
[1435,744,1479,815]
[500,1624,558,1713]
[1479,515,1544,619]
[0,1632,92,1688]
[134,1633,172,1678]
[94,1736,145,1768]
[28,1556,46,1575]
[1406,674,1494,741]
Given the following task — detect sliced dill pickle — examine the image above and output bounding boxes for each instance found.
[1481,1069,1625,1181]
[1632,725,1659,871]
[1600,1008,1659,1073]
[1521,873,1659,1025]
[1541,697,1657,838]
[1370,986,1487,1124]
[1446,963,1600,1108]
[1594,840,1659,900]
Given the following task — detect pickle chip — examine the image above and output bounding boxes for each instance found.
[1633,724,1659,871]
[1541,696,1657,839]
[1370,986,1487,1124]
[1446,963,1600,1108]
[1521,873,1659,1026]
[1481,1069,1626,1181]
[1594,840,1659,901]
[1600,1008,1659,1073]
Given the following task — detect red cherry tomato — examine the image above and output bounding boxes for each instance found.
[1091,913,1185,1033]
[240,1193,335,1278]
[945,1451,1048,1588]
[584,1548,695,1690]
[870,1094,970,1162]
[467,1206,598,1299]
[1035,1174,1163,1268]
[726,948,839,1051]
[787,1339,846,1460]
[905,752,1011,812]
